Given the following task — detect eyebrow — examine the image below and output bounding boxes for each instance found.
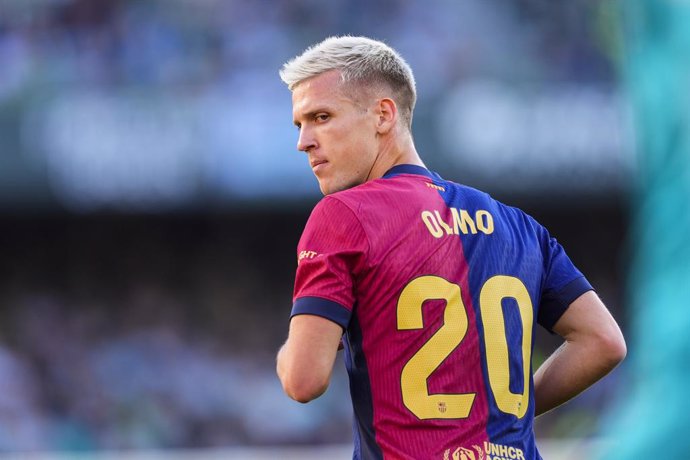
[293,108,331,126]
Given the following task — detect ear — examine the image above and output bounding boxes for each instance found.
[375,98,397,134]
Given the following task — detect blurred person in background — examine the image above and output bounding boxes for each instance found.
[600,1,690,458]
[276,36,626,460]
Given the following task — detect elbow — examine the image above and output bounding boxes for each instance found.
[596,328,627,370]
[280,371,329,404]
[610,334,627,366]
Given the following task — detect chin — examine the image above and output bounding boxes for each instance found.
[320,181,352,196]
[317,180,332,196]
[318,174,365,196]
[320,185,338,196]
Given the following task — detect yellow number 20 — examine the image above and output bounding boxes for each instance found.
[396,275,533,420]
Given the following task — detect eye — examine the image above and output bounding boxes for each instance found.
[315,113,329,123]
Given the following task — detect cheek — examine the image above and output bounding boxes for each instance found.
[327,119,376,174]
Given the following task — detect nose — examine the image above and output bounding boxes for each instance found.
[297,125,317,152]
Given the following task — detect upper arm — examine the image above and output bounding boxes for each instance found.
[552,290,626,359]
[293,197,368,314]
[277,314,343,403]
[287,314,343,367]
[279,197,367,402]
[534,220,625,360]
[526,214,593,332]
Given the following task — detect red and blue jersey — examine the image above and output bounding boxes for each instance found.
[292,164,592,460]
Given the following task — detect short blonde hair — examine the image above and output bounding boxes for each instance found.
[280,36,417,130]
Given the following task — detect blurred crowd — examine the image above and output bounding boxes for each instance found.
[0,0,615,101]
[0,214,354,451]
[0,287,352,450]
[0,0,625,212]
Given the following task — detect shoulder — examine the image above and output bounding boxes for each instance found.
[438,179,514,216]
[307,194,361,227]
[313,179,397,220]
[441,179,550,238]
[302,195,368,249]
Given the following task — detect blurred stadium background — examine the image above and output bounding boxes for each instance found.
[0,0,635,458]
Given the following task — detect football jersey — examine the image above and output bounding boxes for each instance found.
[291,164,592,460]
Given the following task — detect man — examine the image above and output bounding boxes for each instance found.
[276,36,626,460]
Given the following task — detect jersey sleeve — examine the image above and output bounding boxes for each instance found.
[291,196,369,329]
[537,226,594,331]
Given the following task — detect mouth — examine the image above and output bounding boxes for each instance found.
[310,159,328,172]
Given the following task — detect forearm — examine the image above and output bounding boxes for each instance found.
[534,337,623,416]
[534,290,626,416]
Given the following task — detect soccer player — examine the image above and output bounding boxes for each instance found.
[276,36,626,460]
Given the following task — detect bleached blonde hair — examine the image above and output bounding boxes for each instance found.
[280,36,417,130]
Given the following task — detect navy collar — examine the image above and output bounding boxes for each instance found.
[382,164,440,180]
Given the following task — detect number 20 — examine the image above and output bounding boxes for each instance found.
[397,275,533,420]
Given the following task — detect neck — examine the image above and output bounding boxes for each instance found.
[366,130,425,182]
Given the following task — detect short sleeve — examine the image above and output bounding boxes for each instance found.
[291,196,368,329]
[537,230,593,331]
